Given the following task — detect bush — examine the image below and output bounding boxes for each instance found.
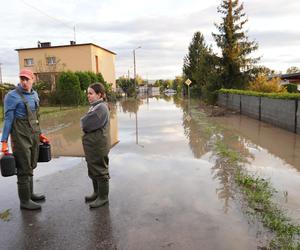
[96,73,105,83]
[285,84,298,93]
[75,71,92,91]
[218,88,300,100]
[248,74,286,93]
[117,77,136,97]
[86,71,98,83]
[56,71,82,105]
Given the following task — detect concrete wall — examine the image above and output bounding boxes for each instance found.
[261,97,296,132]
[227,94,240,112]
[218,93,227,107]
[240,95,260,119]
[218,93,299,134]
[297,101,300,134]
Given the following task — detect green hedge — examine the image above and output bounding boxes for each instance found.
[285,84,298,93]
[218,88,300,100]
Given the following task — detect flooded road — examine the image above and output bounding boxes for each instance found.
[0,96,299,249]
[211,113,300,221]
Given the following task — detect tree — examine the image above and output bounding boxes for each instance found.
[86,71,98,83]
[117,77,136,97]
[183,31,218,96]
[135,74,144,85]
[286,66,300,74]
[96,73,105,83]
[183,31,219,96]
[213,0,259,89]
[155,79,172,92]
[251,66,275,78]
[172,76,184,93]
[56,71,82,105]
[248,74,286,93]
[75,71,92,91]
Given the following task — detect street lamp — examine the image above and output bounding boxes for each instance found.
[133,46,141,89]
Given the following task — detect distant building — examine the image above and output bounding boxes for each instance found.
[16,41,116,91]
[279,72,300,91]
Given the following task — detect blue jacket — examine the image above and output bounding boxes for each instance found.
[1,84,39,141]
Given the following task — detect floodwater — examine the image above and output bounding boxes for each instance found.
[39,105,119,157]
[0,96,299,249]
[211,112,300,222]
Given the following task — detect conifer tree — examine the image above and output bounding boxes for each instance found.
[213,0,259,89]
[183,31,218,96]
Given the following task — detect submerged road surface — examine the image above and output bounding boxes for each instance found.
[1,97,299,249]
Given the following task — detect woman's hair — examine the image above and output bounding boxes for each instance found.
[89,83,106,100]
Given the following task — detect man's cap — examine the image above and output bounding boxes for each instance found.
[19,69,34,80]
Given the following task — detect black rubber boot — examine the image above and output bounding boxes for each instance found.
[18,183,41,210]
[85,179,98,203]
[89,179,109,208]
[30,177,45,202]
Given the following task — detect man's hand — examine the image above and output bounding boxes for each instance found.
[39,134,50,144]
[1,141,9,155]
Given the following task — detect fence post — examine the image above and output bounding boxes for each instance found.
[294,99,298,134]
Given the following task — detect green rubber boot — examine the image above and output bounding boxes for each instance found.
[89,179,109,208]
[18,183,41,210]
[30,177,45,202]
[85,179,98,203]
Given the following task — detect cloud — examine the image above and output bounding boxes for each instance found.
[0,0,299,81]
[246,0,300,18]
[251,31,300,47]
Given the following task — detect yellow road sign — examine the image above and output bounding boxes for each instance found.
[185,79,191,86]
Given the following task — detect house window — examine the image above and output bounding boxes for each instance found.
[24,58,34,66]
[95,55,99,73]
[47,57,56,65]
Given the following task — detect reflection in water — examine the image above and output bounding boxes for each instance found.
[119,98,143,146]
[119,98,143,114]
[175,100,300,220]
[172,97,237,211]
[210,134,253,213]
[174,98,210,159]
[211,159,235,213]
[213,114,300,171]
[86,206,116,249]
[40,105,118,157]
[175,98,300,218]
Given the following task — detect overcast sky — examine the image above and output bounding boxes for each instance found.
[0,0,300,83]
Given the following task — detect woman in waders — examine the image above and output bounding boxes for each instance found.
[1,69,50,210]
[81,83,111,208]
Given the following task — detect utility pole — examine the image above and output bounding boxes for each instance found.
[133,46,141,89]
[133,50,136,87]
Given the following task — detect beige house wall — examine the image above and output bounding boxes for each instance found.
[91,46,116,86]
[17,43,116,89]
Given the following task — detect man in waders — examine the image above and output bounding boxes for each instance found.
[1,69,50,210]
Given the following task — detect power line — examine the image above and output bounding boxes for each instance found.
[21,0,74,30]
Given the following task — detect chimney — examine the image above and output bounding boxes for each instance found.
[37,41,41,48]
[40,42,51,48]
[70,41,76,45]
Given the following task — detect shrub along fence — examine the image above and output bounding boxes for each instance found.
[218,89,300,134]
